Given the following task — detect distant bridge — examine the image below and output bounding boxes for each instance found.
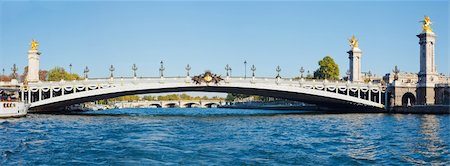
[113,100,224,108]
[1,76,386,112]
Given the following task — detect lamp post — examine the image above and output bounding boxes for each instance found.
[69,64,72,74]
[300,67,305,78]
[275,65,281,78]
[251,65,256,77]
[244,60,247,79]
[159,61,165,78]
[393,65,400,81]
[185,64,191,77]
[367,70,372,82]
[11,64,18,80]
[84,66,89,79]
[225,64,231,77]
[109,65,115,78]
[132,64,138,78]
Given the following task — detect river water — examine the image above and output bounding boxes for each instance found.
[1,108,449,165]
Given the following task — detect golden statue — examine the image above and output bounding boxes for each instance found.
[349,35,359,48]
[30,39,39,51]
[421,15,433,33]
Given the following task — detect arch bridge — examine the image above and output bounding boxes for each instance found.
[10,76,387,112]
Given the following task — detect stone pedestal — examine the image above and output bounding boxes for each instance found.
[416,87,435,105]
[416,32,437,105]
[347,47,362,82]
[27,49,41,82]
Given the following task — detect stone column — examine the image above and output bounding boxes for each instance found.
[27,49,41,82]
[347,47,362,82]
[416,30,437,105]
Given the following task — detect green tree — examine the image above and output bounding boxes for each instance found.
[47,67,81,81]
[143,95,156,101]
[313,56,340,80]
[179,93,192,100]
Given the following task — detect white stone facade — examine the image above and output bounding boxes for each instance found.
[416,31,437,105]
[348,47,362,82]
[27,49,40,82]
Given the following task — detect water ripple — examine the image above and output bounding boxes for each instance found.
[0,109,449,165]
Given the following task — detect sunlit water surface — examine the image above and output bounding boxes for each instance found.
[1,108,449,165]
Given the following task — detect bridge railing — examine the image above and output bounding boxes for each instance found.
[25,76,384,89]
[19,76,386,108]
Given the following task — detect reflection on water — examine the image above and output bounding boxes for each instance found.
[0,108,449,165]
[417,115,448,164]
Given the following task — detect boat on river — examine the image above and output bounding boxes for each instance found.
[0,85,28,118]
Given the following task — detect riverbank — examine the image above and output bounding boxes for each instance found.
[220,104,450,114]
[390,105,450,114]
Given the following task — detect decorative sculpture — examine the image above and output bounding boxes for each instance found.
[30,39,39,51]
[349,35,359,48]
[192,71,223,85]
[421,15,433,33]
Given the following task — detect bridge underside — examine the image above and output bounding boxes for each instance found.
[30,86,384,112]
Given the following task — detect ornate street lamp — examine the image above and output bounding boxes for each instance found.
[11,64,18,79]
[300,67,305,78]
[251,65,256,77]
[275,65,281,78]
[367,70,372,82]
[244,60,247,79]
[185,64,191,77]
[132,64,138,78]
[159,61,165,77]
[84,66,89,79]
[393,65,400,81]
[69,63,73,74]
[225,64,231,77]
[109,65,115,78]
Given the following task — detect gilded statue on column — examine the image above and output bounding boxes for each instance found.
[30,39,39,51]
[421,15,433,33]
[349,35,359,48]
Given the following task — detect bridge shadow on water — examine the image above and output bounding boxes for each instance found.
[32,108,386,118]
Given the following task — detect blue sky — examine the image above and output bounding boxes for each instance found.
[1,0,449,78]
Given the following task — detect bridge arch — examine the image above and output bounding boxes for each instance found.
[184,102,200,108]
[26,80,385,112]
[150,104,162,108]
[203,102,220,108]
[164,102,179,108]
[401,92,416,107]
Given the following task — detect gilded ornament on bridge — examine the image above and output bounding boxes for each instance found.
[30,39,39,51]
[349,35,359,48]
[192,71,223,85]
[421,15,433,33]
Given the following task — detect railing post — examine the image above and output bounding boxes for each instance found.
[28,89,31,103]
[38,88,42,101]
[368,88,371,101]
[378,89,382,104]
[21,89,24,102]
[50,88,53,98]
[346,85,349,96]
[358,88,360,99]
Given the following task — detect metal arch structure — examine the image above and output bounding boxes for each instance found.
[11,76,386,112]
